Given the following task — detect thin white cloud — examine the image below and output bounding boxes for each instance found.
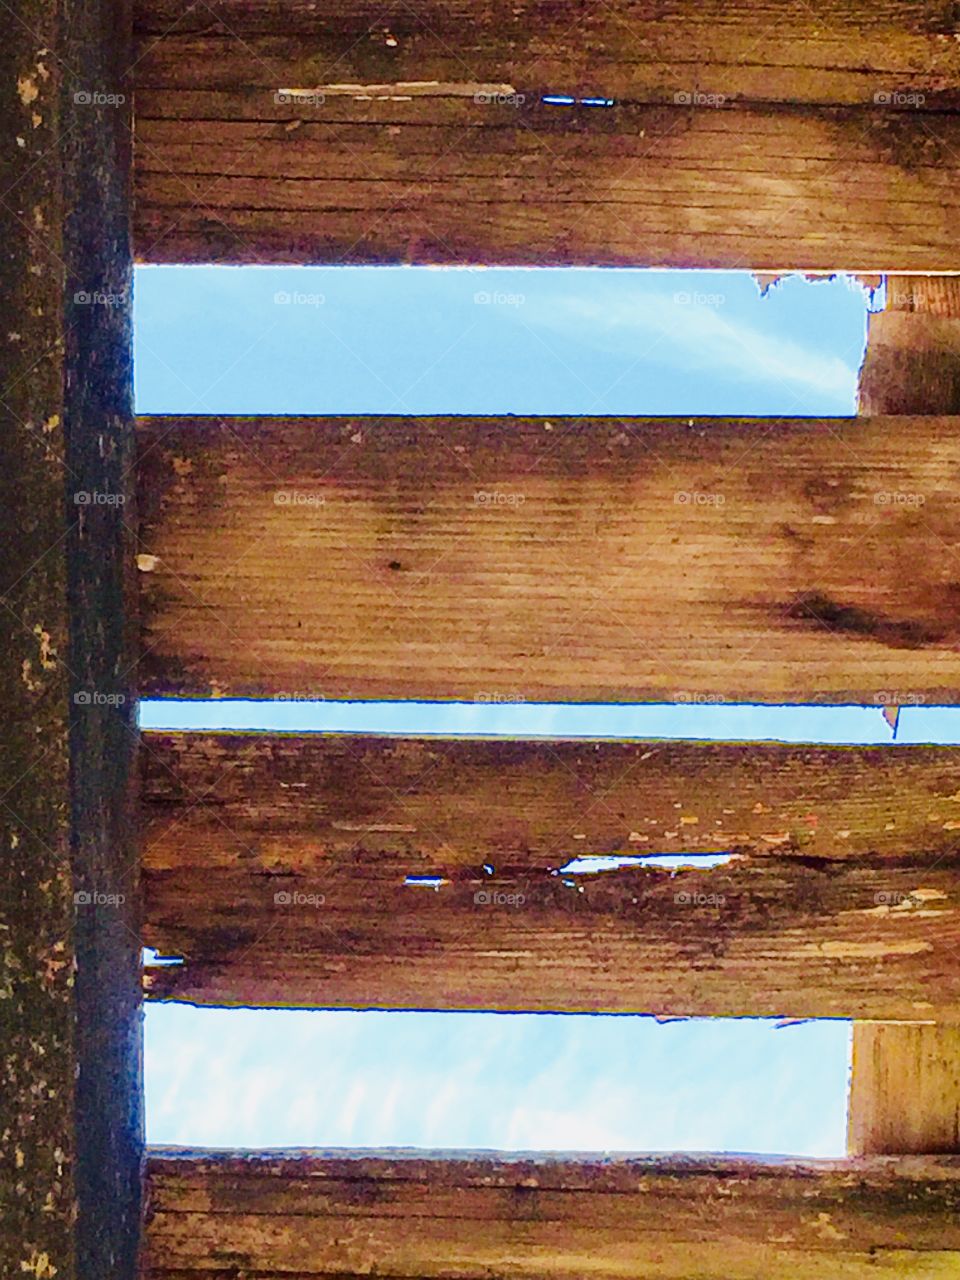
[530,292,856,401]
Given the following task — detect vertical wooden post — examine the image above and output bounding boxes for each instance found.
[848,1024,960,1155]
[858,276,960,414]
[0,1,141,1277]
[852,274,960,1156]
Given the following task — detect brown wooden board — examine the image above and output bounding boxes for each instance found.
[849,1023,960,1154]
[134,0,960,106]
[859,275,960,414]
[0,0,141,1275]
[133,96,960,268]
[138,415,960,703]
[141,732,960,1017]
[145,1149,960,1279]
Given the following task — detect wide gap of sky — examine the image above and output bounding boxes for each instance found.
[139,268,880,1157]
[135,266,870,416]
[147,1006,849,1155]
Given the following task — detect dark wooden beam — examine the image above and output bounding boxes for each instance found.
[145,1149,960,1279]
[0,1,141,1276]
[138,414,960,704]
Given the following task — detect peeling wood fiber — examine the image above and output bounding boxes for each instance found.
[139,415,960,704]
[145,1149,960,1279]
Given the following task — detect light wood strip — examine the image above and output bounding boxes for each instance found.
[849,1024,960,1154]
[145,1149,960,1279]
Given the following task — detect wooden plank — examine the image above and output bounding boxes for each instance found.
[0,0,141,1276]
[138,414,960,703]
[134,0,960,107]
[141,732,960,1017]
[859,276,960,413]
[142,732,960,871]
[132,98,960,268]
[849,1024,960,1154]
[145,1149,960,1279]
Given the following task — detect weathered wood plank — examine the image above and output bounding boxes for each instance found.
[134,0,960,108]
[138,415,960,703]
[142,732,960,870]
[859,276,960,414]
[132,99,960,268]
[141,732,960,1017]
[0,0,141,1276]
[145,1149,960,1279]
[849,1024,960,1154]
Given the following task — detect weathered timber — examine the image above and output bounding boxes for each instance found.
[0,1,141,1277]
[134,0,960,106]
[138,415,960,703]
[140,733,960,1017]
[142,732,960,871]
[859,276,960,413]
[145,1149,960,1279]
[849,1024,960,1154]
[133,98,960,268]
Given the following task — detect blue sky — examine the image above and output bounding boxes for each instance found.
[139,267,904,1156]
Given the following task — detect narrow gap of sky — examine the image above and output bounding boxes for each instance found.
[139,268,880,1157]
[134,266,870,417]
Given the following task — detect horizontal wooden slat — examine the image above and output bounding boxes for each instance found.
[134,0,960,106]
[133,99,960,268]
[141,732,960,1017]
[849,1023,960,1154]
[138,415,960,703]
[146,1149,960,1279]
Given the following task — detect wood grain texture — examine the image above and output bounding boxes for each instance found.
[0,0,142,1275]
[142,732,960,871]
[138,415,960,703]
[859,276,960,414]
[133,97,960,268]
[141,732,960,1017]
[134,0,960,106]
[849,1024,960,1154]
[145,1149,960,1279]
